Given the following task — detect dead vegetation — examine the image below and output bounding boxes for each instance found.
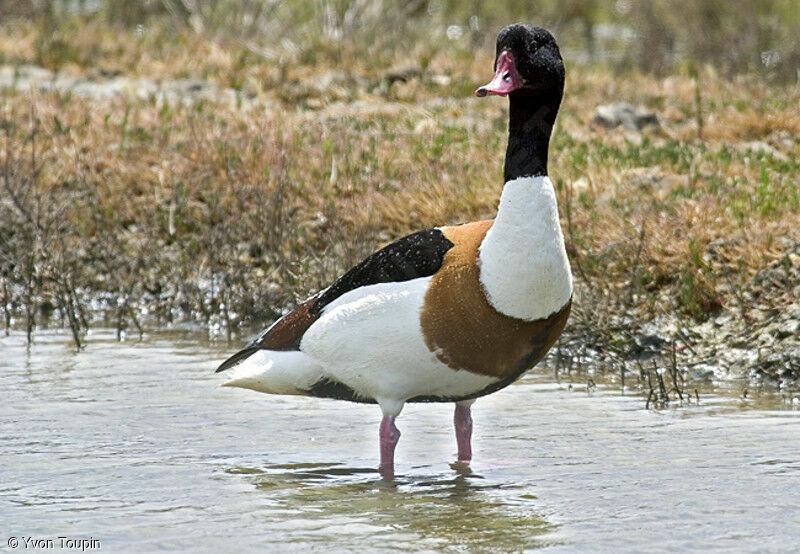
[0,4,798,390]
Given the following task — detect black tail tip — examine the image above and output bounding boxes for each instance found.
[215,347,259,373]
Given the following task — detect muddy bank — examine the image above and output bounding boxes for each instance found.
[5,248,798,393]
[560,240,800,393]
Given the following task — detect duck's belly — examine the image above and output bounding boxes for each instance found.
[300,277,499,405]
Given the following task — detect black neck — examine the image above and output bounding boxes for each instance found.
[504,89,562,182]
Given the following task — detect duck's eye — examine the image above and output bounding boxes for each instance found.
[502,72,511,82]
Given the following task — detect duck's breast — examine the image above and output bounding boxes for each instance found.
[420,219,571,380]
[477,176,573,321]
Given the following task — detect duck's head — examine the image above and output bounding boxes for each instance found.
[475,24,564,98]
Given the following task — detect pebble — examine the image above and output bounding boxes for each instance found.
[594,102,659,131]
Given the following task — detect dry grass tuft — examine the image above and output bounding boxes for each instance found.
[0,9,798,362]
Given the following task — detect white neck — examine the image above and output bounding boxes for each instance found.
[478,176,573,321]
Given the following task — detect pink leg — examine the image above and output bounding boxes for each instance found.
[379,415,401,480]
[454,403,473,463]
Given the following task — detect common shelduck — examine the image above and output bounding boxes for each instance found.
[217,24,572,479]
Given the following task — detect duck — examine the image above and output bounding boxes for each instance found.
[217,24,572,479]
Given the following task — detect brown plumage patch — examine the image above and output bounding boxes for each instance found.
[217,293,323,372]
[420,220,571,379]
[256,294,322,350]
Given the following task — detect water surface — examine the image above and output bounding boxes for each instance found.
[2,330,799,552]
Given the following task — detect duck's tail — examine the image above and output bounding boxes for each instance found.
[219,349,323,395]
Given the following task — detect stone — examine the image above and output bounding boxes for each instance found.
[594,102,659,131]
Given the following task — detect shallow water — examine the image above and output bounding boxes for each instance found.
[2,329,799,552]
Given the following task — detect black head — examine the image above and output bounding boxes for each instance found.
[476,24,564,98]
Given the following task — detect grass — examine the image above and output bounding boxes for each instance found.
[0,9,798,383]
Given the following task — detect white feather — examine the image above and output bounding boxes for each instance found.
[478,175,572,320]
[222,350,323,395]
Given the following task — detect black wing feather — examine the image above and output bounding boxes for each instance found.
[311,228,454,314]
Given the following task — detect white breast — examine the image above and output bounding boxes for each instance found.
[478,176,573,321]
